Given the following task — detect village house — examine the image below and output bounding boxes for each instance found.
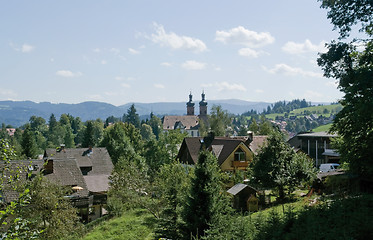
[162,92,208,137]
[43,146,113,222]
[1,147,113,223]
[177,132,267,172]
[288,131,340,167]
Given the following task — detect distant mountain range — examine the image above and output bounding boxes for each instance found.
[0,99,272,127]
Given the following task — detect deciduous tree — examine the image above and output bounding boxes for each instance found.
[249,130,316,200]
[209,105,231,136]
[318,0,373,177]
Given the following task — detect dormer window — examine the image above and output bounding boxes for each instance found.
[234,148,246,161]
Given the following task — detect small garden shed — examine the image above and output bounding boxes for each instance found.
[227,183,258,212]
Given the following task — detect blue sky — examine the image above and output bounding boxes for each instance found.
[0,0,342,106]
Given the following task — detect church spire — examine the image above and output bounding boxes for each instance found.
[186,91,195,115]
[199,91,207,116]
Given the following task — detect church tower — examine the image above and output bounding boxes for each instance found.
[199,91,208,116]
[186,92,195,115]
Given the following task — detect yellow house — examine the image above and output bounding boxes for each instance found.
[177,134,263,172]
[219,141,253,171]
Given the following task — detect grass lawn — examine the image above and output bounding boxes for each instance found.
[313,123,332,132]
[80,209,157,240]
[250,189,312,220]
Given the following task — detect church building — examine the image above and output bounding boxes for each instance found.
[162,92,208,137]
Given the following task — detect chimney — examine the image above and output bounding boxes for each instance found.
[247,131,253,144]
[201,131,215,150]
[44,159,53,174]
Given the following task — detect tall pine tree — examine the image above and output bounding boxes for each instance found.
[21,125,37,159]
[182,150,229,239]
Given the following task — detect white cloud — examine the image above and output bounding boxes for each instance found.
[282,39,326,54]
[161,62,172,67]
[129,48,140,55]
[121,83,131,88]
[115,76,123,81]
[238,48,260,58]
[93,48,101,53]
[151,23,207,53]
[182,60,206,70]
[264,63,322,78]
[101,60,107,65]
[215,26,275,48]
[55,70,82,78]
[154,83,165,89]
[201,82,246,92]
[21,44,35,53]
[9,42,35,53]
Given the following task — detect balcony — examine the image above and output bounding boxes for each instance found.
[232,161,249,168]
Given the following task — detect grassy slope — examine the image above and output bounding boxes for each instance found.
[81,209,157,240]
[313,123,332,132]
[265,104,342,120]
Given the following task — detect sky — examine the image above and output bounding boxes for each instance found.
[0,0,343,106]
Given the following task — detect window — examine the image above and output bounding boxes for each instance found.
[234,148,245,161]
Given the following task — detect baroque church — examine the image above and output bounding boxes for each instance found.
[162,92,208,137]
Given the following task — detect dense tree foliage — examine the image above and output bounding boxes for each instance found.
[123,104,141,128]
[318,0,373,177]
[155,162,192,239]
[22,177,84,240]
[263,99,311,114]
[209,105,232,136]
[21,125,37,159]
[182,150,230,238]
[249,130,316,200]
[1,139,41,239]
[147,112,162,139]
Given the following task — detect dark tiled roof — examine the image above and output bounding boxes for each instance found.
[84,175,110,193]
[2,147,113,204]
[179,137,248,166]
[44,148,113,176]
[45,158,89,197]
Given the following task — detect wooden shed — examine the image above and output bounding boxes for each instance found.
[227,183,257,212]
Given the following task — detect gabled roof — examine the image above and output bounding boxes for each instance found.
[2,148,113,204]
[45,158,89,197]
[178,137,250,166]
[227,183,257,195]
[162,115,199,130]
[44,148,113,194]
[44,148,113,176]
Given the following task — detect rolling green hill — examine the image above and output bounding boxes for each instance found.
[265,104,342,120]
